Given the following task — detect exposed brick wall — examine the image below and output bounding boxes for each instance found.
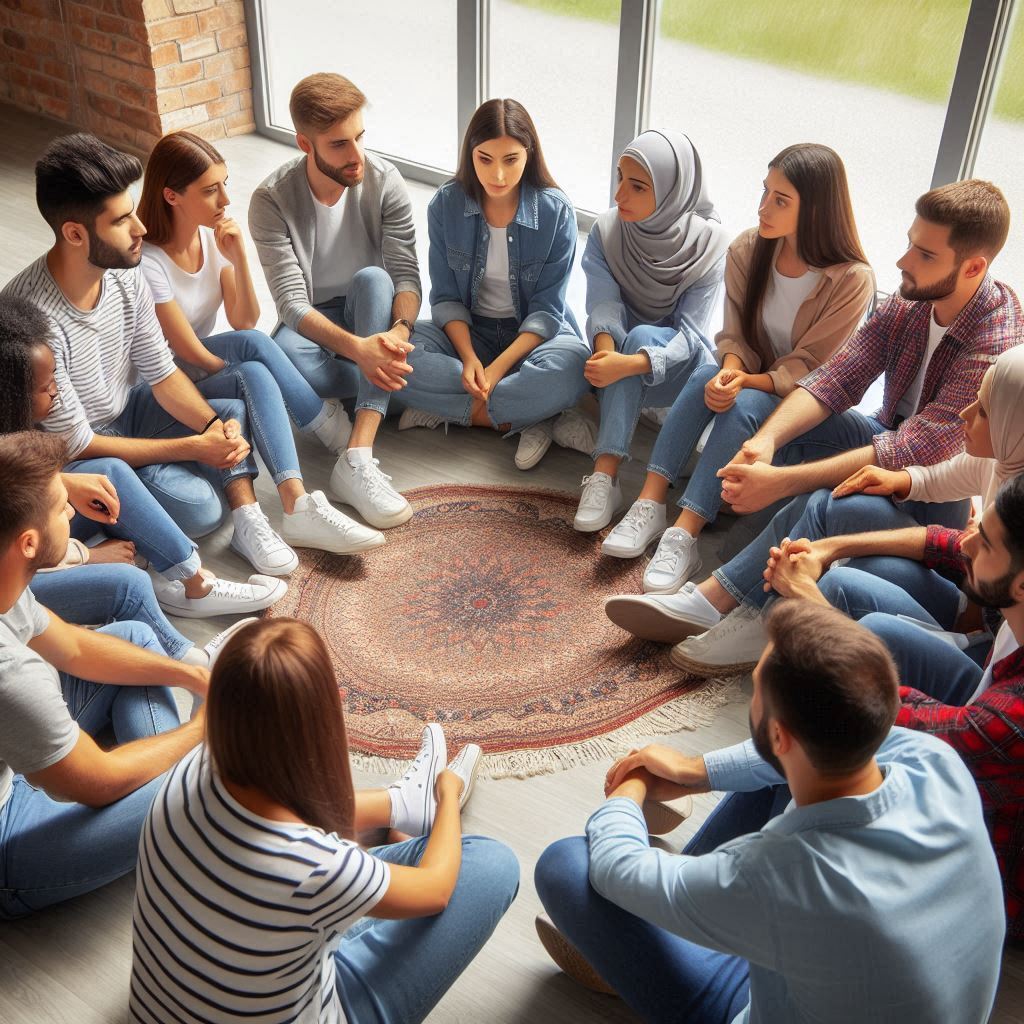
[0,0,255,155]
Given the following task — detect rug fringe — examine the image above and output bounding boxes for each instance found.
[349,675,743,781]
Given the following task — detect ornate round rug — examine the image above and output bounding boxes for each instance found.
[265,484,735,778]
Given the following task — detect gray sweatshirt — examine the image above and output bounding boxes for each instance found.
[248,152,421,333]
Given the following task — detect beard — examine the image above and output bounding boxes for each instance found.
[313,144,363,188]
[750,709,785,778]
[87,225,140,270]
[29,529,71,574]
[899,263,961,302]
[962,560,1017,609]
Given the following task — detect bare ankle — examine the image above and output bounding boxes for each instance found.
[637,472,670,505]
[698,578,738,615]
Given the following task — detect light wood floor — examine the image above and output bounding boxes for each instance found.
[0,103,1020,1023]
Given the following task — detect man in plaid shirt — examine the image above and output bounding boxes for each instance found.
[763,473,1024,940]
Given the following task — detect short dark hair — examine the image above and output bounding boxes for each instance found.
[0,431,68,550]
[915,179,1010,263]
[35,132,142,236]
[0,296,52,434]
[760,601,899,775]
[994,472,1024,573]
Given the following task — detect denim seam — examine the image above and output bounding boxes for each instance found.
[712,567,745,604]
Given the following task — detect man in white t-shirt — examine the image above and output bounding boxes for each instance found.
[0,431,208,919]
[249,72,422,529]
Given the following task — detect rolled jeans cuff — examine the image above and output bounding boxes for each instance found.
[712,567,747,605]
[646,461,676,483]
[301,400,333,434]
[158,546,202,583]
[592,445,629,462]
[678,496,714,519]
[355,396,391,416]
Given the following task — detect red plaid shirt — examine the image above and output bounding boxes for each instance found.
[896,525,1024,938]
[800,276,1022,469]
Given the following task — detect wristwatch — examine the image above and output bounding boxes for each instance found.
[391,317,414,336]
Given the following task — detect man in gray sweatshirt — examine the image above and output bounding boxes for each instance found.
[249,73,421,530]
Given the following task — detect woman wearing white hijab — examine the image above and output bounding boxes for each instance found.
[574,129,728,532]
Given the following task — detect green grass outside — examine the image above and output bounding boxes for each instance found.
[510,0,1024,121]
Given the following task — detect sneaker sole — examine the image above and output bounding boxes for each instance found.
[327,485,414,530]
[228,538,299,577]
[285,530,388,555]
[642,560,702,595]
[642,796,693,835]
[535,915,615,996]
[158,582,287,620]
[515,437,553,471]
[604,596,713,644]
[669,646,760,678]
[451,745,482,810]
[420,723,447,836]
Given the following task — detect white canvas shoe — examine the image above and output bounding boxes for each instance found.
[230,504,299,576]
[601,500,666,558]
[310,398,352,453]
[642,527,702,594]
[573,472,623,533]
[330,451,413,529]
[447,744,483,810]
[202,617,259,669]
[398,408,445,431]
[388,724,447,837]
[515,420,554,470]
[282,490,385,554]
[552,407,598,455]
[604,582,722,643]
[669,605,768,677]
[155,574,286,620]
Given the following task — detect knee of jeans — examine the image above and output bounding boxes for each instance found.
[235,359,276,392]
[350,265,394,298]
[177,486,226,539]
[817,566,855,604]
[234,329,274,355]
[535,836,588,907]
[215,397,248,426]
[620,324,665,354]
[116,564,156,599]
[858,612,898,643]
[104,618,161,652]
[461,835,520,901]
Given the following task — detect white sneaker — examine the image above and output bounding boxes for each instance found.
[642,527,702,594]
[669,605,768,677]
[155,574,287,620]
[604,582,722,643]
[282,490,385,554]
[447,743,483,810]
[574,472,623,533]
[515,420,554,470]
[601,500,666,558]
[330,450,413,529]
[398,407,445,431]
[203,617,259,668]
[310,398,352,453]
[388,724,447,837]
[552,407,597,455]
[230,504,299,576]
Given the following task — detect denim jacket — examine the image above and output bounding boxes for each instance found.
[428,180,581,341]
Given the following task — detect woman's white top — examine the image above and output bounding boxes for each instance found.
[474,224,517,319]
[760,262,821,361]
[140,227,229,339]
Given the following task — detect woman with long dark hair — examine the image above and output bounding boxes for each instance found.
[130,618,517,1024]
[396,98,592,470]
[602,144,874,594]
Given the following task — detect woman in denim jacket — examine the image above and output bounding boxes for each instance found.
[398,98,591,470]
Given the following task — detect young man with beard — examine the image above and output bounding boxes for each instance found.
[0,432,207,918]
[764,472,1024,941]
[534,602,1004,1022]
[249,72,422,529]
[605,180,1020,668]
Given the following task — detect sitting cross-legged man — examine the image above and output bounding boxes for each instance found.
[763,471,1024,942]
[0,431,209,919]
[605,179,1021,666]
[534,601,1004,1023]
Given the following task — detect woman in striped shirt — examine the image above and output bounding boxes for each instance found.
[130,618,519,1024]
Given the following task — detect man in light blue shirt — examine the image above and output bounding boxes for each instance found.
[535,600,1004,1023]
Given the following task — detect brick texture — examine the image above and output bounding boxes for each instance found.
[0,0,255,154]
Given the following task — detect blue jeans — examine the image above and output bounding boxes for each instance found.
[273,266,395,416]
[404,316,589,431]
[714,489,970,609]
[65,457,201,581]
[649,375,783,523]
[595,324,715,461]
[859,612,989,706]
[335,835,519,1024]
[97,383,252,539]
[29,563,192,660]
[203,328,328,431]
[0,621,180,919]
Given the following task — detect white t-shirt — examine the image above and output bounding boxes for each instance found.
[310,185,379,305]
[968,619,1019,704]
[0,588,79,811]
[474,224,516,319]
[761,264,821,361]
[895,309,947,420]
[140,228,229,340]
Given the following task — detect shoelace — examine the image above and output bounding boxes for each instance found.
[207,578,260,602]
[309,494,359,533]
[241,507,288,552]
[615,502,656,539]
[395,748,430,786]
[649,534,689,573]
[579,474,612,511]
[353,459,398,503]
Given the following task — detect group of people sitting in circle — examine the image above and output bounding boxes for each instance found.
[0,65,1021,1022]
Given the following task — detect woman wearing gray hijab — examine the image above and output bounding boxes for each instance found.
[574,130,728,534]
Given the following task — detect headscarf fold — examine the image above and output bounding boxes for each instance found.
[593,129,729,323]
[989,345,1024,486]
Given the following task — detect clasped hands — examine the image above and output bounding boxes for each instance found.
[603,744,709,803]
[357,329,414,392]
[460,356,509,402]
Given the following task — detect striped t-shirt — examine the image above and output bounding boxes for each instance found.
[130,747,389,1024]
[2,256,177,458]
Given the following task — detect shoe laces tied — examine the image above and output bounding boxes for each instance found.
[241,507,285,550]
[353,458,397,502]
[615,502,656,539]
[579,474,612,512]
[309,492,358,532]
[649,532,689,574]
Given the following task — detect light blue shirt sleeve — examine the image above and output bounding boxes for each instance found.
[703,739,786,792]
[581,229,629,350]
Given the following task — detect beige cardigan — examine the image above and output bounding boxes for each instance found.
[714,228,876,396]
